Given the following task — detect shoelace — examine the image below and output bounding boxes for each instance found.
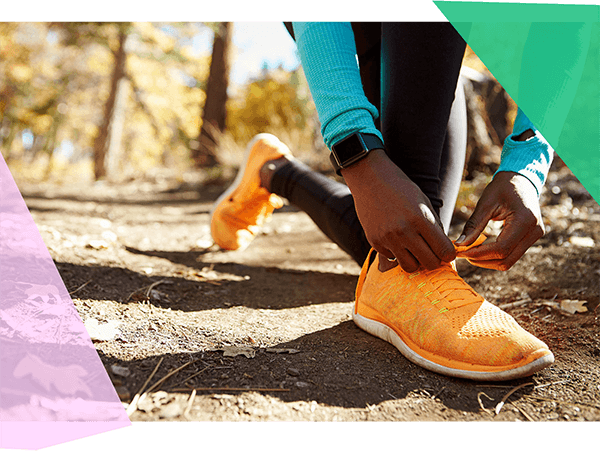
[408,264,481,313]
[412,264,482,311]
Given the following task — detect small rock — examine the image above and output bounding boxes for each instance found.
[287,368,300,377]
[221,346,256,358]
[111,365,131,377]
[569,236,594,248]
[158,402,183,419]
[295,381,310,388]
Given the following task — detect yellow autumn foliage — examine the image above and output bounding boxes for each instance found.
[227,68,317,147]
[9,64,33,82]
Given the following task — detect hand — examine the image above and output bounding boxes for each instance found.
[455,171,544,271]
[342,149,456,272]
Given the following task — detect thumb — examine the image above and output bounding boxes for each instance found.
[456,200,493,246]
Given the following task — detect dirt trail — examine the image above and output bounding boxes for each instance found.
[16,165,600,422]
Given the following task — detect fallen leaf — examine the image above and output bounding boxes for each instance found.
[85,318,120,341]
[559,300,588,314]
[221,346,256,358]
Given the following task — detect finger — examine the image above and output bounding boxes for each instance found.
[421,229,456,264]
[466,253,518,271]
[467,224,541,271]
[373,245,397,262]
[463,258,504,270]
[456,200,496,246]
[411,234,444,270]
[416,217,456,264]
[395,248,419,273]
[385,225,441,271]
[460,214,533,261]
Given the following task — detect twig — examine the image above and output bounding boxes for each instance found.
[534,380,568,389]
[171,364,212,388]
[477,392,495,415]
[490,380,580,416]
[499,299,532,310]
[127,357,164,416]
[143,359,204,396]
[495,383,534,415]
[126,280,167,301]
[515,404,535,422]
[68,280,92,295]
[128,359,203,416]
[138,357,165,395]
[183,389,196,418]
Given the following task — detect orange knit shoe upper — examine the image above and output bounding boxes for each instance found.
[354,248,553,378]
[211,134,288,251]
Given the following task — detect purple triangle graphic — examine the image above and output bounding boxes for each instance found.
[0,153,130,449]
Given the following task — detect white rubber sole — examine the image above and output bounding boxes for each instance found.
[353,305,555,381]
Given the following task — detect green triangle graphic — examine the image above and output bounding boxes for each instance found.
[435,1,600,203]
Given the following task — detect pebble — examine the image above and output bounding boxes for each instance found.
[111,365,131,377]
[295,381,310,388]
[287,368,300,377]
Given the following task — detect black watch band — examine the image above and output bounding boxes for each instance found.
[330,132,385,176]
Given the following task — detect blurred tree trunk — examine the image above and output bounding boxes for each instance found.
[93,24,129,180]
[191,22,233,168]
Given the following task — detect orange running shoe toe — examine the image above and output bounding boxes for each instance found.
[353,249,554,381]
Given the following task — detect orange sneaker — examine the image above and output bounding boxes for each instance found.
[353,249,554,381]
[210,134,289,251]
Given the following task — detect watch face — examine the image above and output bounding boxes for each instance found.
[334,134,366,163]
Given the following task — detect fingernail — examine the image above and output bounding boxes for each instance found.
[456,234,466,244]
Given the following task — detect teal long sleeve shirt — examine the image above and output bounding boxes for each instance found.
[292,22,553,196]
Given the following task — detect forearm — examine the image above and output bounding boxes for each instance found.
[292,22,382,149]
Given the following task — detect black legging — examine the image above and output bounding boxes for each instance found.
[272,23,467,265]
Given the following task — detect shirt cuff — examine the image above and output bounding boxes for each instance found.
[327,109,384,148]
[495,129,554,196]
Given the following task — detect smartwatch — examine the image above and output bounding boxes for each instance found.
[330,132,385,176]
